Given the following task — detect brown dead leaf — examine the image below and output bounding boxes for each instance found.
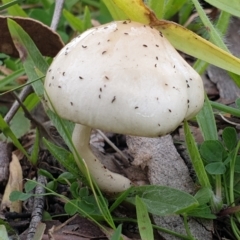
[0,16,64,58]
[1,153,23,213]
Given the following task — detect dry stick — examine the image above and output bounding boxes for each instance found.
[4,85,33,123]
[26,175,46,240]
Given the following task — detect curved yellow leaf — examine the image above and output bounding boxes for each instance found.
[152,20,240,76]
[108,0,240,76]
[112,0,154,23]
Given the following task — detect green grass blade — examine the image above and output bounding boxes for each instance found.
[0,114,30,158]
[184,120,211,189]
[204,0,240,17]
[136,196,154,240]
[196,94,218,141]
[7,18,48,97]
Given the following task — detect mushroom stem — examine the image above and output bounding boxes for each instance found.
[72,123,132,193]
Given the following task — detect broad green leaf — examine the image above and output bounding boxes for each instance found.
[64,200,78,215]
[38,169,55,180]
[204,0,240,17]
[24,180,38,193]
[136,196,154,240]
[205,162,226,175]
[222,127,238,151]
[184,121,211,188]
[7,19,48,97]
[196,95,218,141]
[127,185,198,216]
[200,140,225,163]
[9,191,32,201]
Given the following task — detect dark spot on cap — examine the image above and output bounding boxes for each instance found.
[111,96,116,103]
[52,76,54,80]
[99,95,101,99]
[156,44,159,47]
[79,76,83,80]
[100,88,102,92]
[143,44,148,47]
[58,86,61,88]
[159,31,163,37]
[156,56,158,60]
[102,51,107,54]
[123,21,127,24]
[187,84,190,88]
[49,83,51,87]
[124,33,129,35]
[82,45,87,48]
[62,72,65,76]
[155,64,157,67]
[105,76,109,80]
[168,109,172,112]
[135,106,139,109]
[187,99,190,103]
[48,69,52,72]
[70,102,73,106]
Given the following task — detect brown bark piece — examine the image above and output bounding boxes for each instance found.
[127,135,213,240]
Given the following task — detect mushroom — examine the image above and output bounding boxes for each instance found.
[44,21,204,193]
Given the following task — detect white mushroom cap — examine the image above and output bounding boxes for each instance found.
[45,21,204,137]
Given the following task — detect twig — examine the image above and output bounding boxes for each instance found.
[27,175,46,240]
[4,85,33,124]
[50,0,65,31]
[96,130,130,165]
